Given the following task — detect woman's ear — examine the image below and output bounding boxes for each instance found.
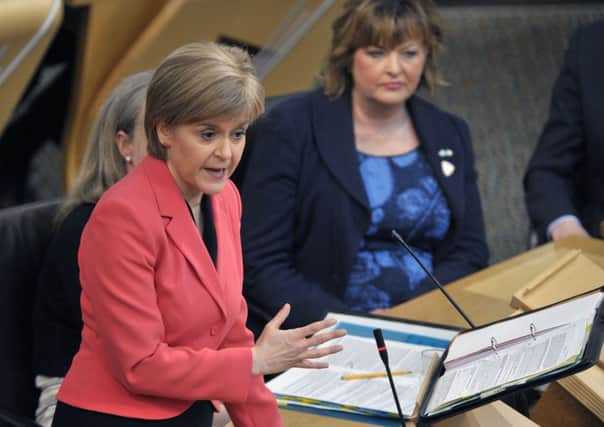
[157,122,172,148]
[114,130,133,163]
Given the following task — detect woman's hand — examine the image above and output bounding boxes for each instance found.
[251,304,346,376]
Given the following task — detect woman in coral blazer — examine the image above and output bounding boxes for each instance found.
[53,42,345,427]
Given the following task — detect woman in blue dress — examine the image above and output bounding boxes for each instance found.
[240,0,489,335]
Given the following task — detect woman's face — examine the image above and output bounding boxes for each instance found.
[351,39,427,108]
[158,114,248,204]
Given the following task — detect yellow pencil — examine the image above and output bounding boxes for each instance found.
[340,370,411,380]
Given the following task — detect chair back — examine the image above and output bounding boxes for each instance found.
[0,200,61,420]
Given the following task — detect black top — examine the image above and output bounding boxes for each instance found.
[32,203,95,377]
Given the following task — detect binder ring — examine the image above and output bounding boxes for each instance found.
[530,323,537,341]
[490,337,498,355]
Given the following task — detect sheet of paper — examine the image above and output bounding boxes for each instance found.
[445,292,603,364]
[267,313,458,418]
[426,316,590,414]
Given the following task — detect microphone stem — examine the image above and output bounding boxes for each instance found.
[384,363,406,427]
[391,230,476,329]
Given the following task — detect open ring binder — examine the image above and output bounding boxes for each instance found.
[490,336,498,355]
[530,323,537,341]
[419,287,604,422]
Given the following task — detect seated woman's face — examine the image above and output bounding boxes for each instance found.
[351,39,427,107]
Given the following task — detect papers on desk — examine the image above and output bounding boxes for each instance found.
[268,289,604,424]
[425,290,603,416]
[267,313,458,419]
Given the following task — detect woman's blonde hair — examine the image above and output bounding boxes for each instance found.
[58,71,153,220]
[145,41,265,160]
[321,0,444,97]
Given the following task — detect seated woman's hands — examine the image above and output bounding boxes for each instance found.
[251,304,346,376]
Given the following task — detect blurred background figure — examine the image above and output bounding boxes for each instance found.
[31,70,152,427]
[524,19,604,243]
[240,0,488,336]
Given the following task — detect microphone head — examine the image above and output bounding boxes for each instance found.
[373,328,389,365]
[373,328,385,348]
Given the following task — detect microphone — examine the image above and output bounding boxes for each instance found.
[373,328,405,426]
[391,229,475,329]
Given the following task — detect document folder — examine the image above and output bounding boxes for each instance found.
[268,288,604,424]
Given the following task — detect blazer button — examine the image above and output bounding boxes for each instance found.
[210,326,218,336]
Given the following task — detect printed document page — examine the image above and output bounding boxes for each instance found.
[267,313,457,417]
[426,292,603,415]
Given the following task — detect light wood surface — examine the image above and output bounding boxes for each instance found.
[0,0,62,138]
[276,400,538,427]
[62,0,341,189]
[62,0,166,188]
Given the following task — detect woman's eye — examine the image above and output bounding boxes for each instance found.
[200,130,215,141]
[402,50,418,58]
[232,130,246,141]
[366,49,384,58]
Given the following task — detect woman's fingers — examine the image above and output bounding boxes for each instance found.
[305,328,346,347]
[295,317,338,337]
[266,303,291,330]
[300,344,344,361]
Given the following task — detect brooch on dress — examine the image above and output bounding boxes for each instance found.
[438,148,455,177]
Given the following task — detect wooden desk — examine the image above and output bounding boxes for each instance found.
[388,236,604,328]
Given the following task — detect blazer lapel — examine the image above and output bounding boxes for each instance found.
[142,157,227,318]
[408,97,463,231]
[312,90,370,211]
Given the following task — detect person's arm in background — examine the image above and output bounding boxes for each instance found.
[241,106,348,330]
[524,26,588,241]
[32,204,93,427]
[419,118,489,291]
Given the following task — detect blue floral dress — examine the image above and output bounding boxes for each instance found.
[343,149,451,311]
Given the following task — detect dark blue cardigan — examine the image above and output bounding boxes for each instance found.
[241,88,488,333]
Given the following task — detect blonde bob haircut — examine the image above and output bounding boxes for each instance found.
[58,70,152,221]
[321,0,444,98]
[146,41,265,160]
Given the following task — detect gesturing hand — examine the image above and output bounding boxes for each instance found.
[251,303,346,376]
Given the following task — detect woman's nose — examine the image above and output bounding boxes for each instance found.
[385,52,402,74]
[215,137,232,159]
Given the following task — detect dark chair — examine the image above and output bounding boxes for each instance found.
[0,200,61,426]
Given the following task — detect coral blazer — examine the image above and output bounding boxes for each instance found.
[57,156,282,426]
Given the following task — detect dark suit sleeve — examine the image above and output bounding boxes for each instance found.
[423,118,489,290]
[524,26,585,238]
[241,107,347,329]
